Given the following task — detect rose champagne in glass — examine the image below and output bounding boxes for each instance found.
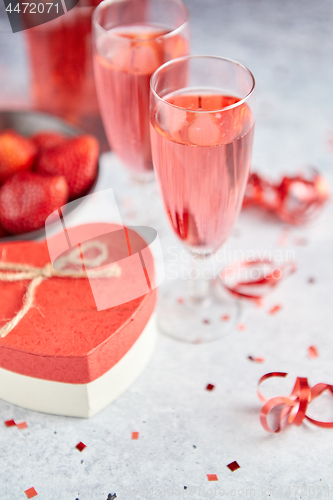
[93,0,190,180]
[150,56,255,343]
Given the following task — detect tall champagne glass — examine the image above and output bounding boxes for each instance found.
[150,55,255,343]
[93,0,190,182]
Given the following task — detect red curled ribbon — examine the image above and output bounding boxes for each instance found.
[220,259,296,300]
[258,372,333,433]
[243,169,330,224]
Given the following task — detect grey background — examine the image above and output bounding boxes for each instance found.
[0,1,333,499]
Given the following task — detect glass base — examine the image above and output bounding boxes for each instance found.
[130,169,155,184]
[157,278,241,344]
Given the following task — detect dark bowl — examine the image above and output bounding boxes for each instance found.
[0,110,100,242]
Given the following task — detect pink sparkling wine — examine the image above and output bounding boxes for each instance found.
[94,22,189,174]
[150,91,254,251]
[25,3,102,132]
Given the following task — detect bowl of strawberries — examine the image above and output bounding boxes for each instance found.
[0,111,100,240]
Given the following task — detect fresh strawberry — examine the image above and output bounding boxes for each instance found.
[0,172,69,234]
[32,131,67,151]
[36,135,99,198]
[0,130,37,183]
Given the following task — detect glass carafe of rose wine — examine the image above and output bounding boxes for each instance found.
[24,0,106,144]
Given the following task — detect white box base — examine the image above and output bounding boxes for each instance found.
[0,314,156,418]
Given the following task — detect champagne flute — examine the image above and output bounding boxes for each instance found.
[92,0,189,183]
[150,55,255,343]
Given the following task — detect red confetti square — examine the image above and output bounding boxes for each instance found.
[207,474,218,481]
[221,315,230,321]
[237,323,246,331]
[278,227,289,247]
[294,237,308,246]
[255,298,263,308]
[203,319,210,325]
[76,442,86,452]
[17,422,28,430]
[248,356,265,363]
[308,345,319,359]
[327,130,333,153]
[177,297,184,304]
[121,197,133,208]
[227,461,240,472]
[131,431,139,440]
[269,305,281,315]
[4,419,16,427]
[206,384,215,391]
[25,487,38,498]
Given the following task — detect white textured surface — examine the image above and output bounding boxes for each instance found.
[1,0,333,499]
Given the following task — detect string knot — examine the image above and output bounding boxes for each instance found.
[0,241,121,338]
[41,263,54,278]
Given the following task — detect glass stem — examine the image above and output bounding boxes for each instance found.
[188,252,211,304]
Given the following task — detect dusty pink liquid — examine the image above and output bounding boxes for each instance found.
[94,23,189,174]
[25,5,101,131]
[151,91,254,251]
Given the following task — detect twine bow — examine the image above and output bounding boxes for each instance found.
[258,372,333,433]
[0,241,121,338]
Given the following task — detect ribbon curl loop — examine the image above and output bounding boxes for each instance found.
[220,259,296,300]
[244,169,330,224]
[258,372,333,433]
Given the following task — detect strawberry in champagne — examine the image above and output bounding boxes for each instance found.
[94,22,189,175]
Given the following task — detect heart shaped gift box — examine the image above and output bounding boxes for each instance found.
[0,223,157,417]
